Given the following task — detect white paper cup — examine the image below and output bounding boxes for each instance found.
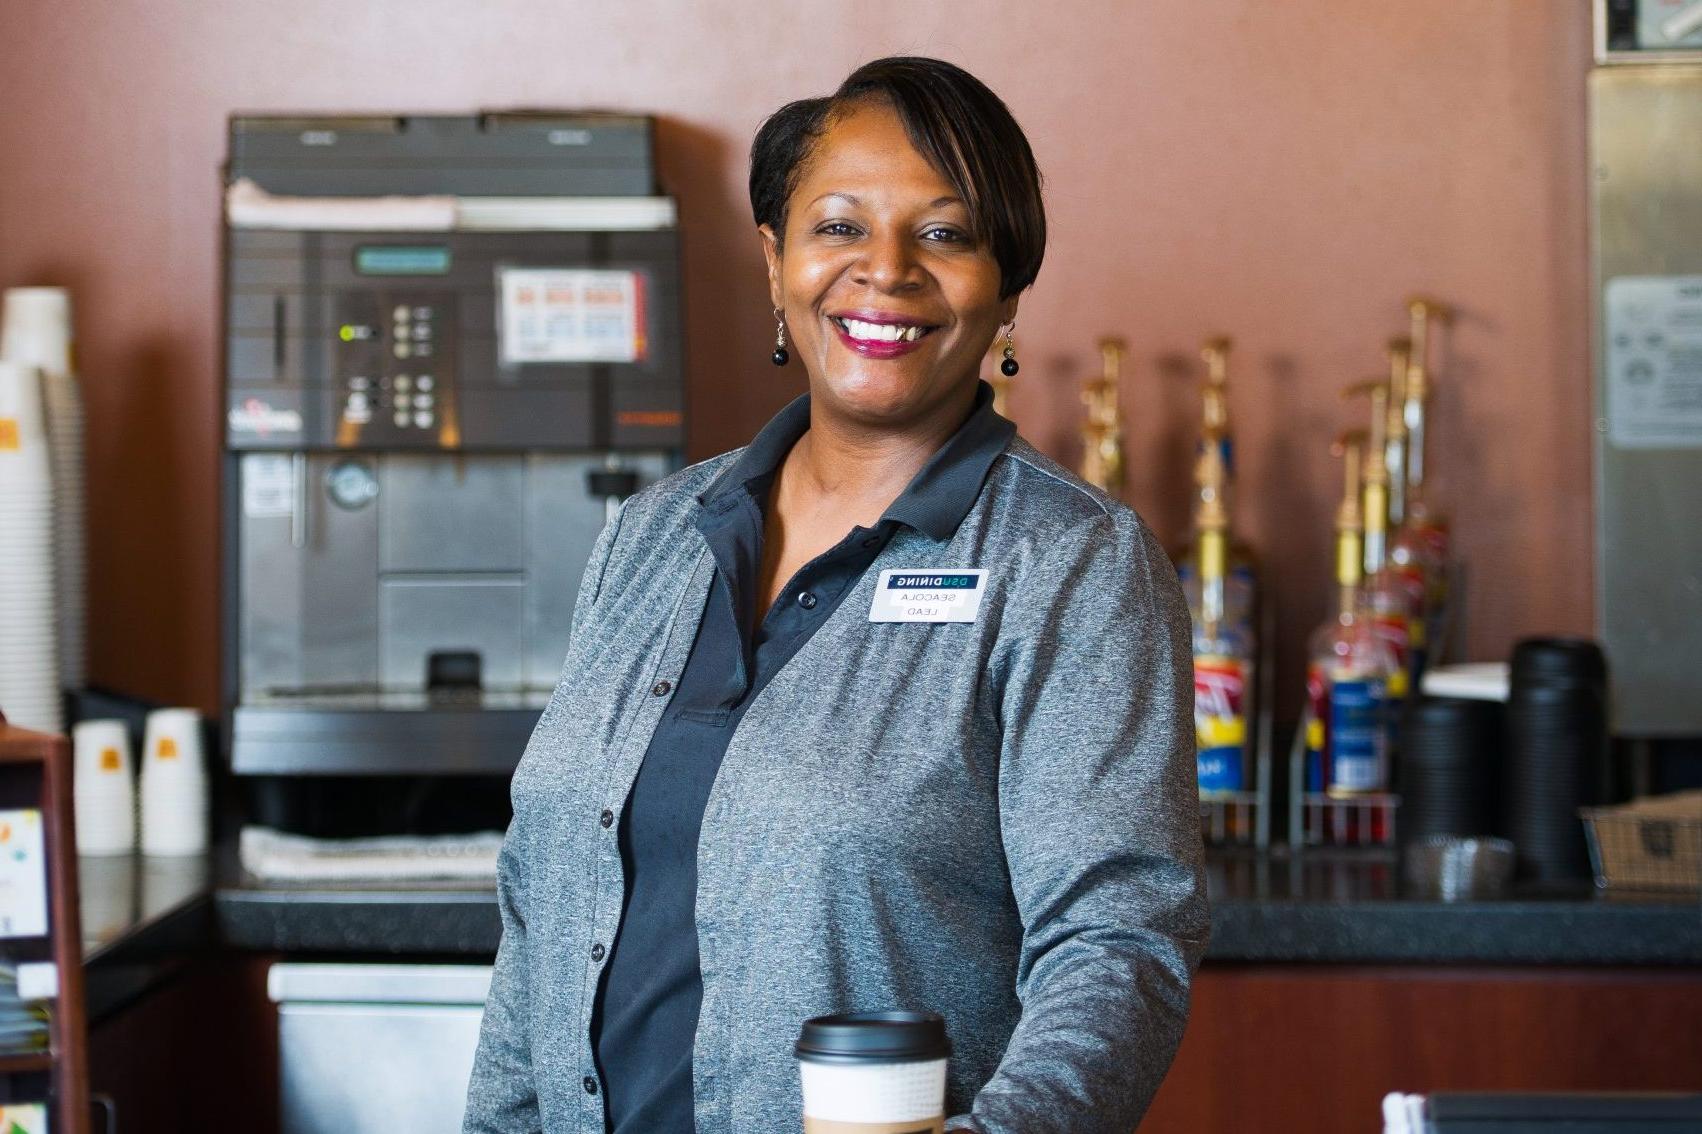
[1,287,73,377]
[139,709,209,856]
[72,720,136,855]
[796,1012,950,1134]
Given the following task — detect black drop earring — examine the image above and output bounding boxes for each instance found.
[1000,323,1019,376]
[771,308,789,366]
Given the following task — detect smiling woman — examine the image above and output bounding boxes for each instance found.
[464,56,1207,1134]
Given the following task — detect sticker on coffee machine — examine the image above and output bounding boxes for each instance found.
[868,570,987,623]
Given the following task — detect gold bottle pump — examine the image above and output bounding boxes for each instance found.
[1081,337,1126,495]
[1405,298,1451,498]
[1330,430,1367,614]
[1194,440,1230,630]
[1342,380,1390,575]
[1384,338,1411,528]
[1200,336,1233,473]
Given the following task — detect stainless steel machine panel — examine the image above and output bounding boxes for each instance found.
[1590,65,1702,734]
[523,453,669,685]
[379,576,525,689]
[379,458,524,573]
[239,454,381,694]
[236,452,666,701]
[270,964,492,1134]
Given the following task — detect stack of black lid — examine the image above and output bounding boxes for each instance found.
[1400,696,1503,840]
[1504,637,1609,881]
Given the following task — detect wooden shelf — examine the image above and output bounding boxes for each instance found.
[0,711,90,1133]
[0,1050,53,1074]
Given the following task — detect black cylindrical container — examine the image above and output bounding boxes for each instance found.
[1401,695,1503,840]
[1504,637,1609,881]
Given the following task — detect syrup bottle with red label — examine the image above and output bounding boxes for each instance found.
[1400,298,1454,656]
[1303,433,1400,830]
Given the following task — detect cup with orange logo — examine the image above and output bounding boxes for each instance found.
[71,719,134,855]
[140,708,208,855]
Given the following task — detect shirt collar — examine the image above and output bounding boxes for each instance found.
[697,380,1016,542]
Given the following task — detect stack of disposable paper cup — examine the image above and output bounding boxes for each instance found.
[139,708,209,856]
[1,287,85,690]
[72,719,136,855]
[0,361,63,733]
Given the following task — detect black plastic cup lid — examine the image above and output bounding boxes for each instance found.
[1510,637,1607,689]
[795,1011,950,1065]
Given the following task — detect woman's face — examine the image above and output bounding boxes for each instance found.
[761,101,1016,428]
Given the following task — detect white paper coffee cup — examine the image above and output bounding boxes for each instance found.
[796,1011,950,1134]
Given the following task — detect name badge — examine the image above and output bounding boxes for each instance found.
[868,569,988,623]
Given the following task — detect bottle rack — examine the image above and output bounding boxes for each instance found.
[1285,560,1469,850]
[0,710,90,1133]
[1199,595,1275,850]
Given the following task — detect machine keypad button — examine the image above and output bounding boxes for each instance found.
[414,411,434,428]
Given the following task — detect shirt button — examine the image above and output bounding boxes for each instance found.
[583,1075,599,1095]
[591,943,606,962]
[651,679,672,696]
[797,591,818,610]
[599,809,615,829]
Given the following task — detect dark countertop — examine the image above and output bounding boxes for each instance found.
[78,846,1702,1020]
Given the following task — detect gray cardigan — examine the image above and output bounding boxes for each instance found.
[463,434,1209,1134]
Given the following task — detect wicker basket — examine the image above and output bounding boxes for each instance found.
[1580,790,1702,892]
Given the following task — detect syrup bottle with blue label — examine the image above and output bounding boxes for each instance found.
[1176,339,1260,635]
[1303,432,1399,814]
[1188,440,1256,798]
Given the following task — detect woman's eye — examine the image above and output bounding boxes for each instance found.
[922,226,969,244]
[816,221,861,237]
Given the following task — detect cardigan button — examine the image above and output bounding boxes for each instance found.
[651,679,672,697]
[583,1076,599,1095]
[591,942,606,962]
[599,809,614,829]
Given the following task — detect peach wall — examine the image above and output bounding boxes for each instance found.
[0,1,1593,717]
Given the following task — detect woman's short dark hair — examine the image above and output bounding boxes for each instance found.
[749,56,1046,299]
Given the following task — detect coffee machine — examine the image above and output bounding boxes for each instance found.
[221,113,683,801]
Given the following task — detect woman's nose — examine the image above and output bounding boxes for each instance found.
[854,230,923,292]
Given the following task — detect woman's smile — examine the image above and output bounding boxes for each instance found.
[828,309,940,358]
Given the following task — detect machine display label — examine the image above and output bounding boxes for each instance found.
[498,268,647,365]
[1605,275,1702,449]
[869,569,987,623]
[355,245,452,275]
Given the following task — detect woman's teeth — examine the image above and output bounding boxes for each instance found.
[835,317,928,343]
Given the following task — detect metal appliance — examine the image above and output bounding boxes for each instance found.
[1591,4,1702,736]
[269,963,492,1134]
[222,114,683,778]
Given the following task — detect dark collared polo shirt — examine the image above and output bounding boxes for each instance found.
[592,382,1015,1133]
